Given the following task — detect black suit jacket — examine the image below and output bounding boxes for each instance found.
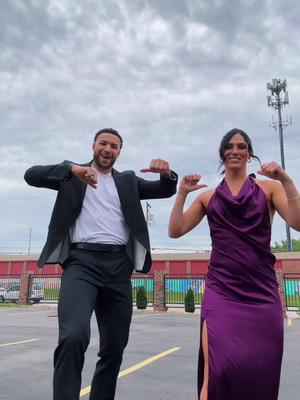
[24,160,177,273]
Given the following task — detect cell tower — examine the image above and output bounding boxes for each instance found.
[266,78,292,251]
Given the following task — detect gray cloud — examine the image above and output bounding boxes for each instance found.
[1,0,300,254]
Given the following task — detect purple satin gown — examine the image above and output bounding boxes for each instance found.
[198,177,283,399]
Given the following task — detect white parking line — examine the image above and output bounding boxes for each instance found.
[4,310,53,316]
[132,312,164,318]
[0,338,39,347]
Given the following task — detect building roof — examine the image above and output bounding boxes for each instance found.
[1,251,300,262]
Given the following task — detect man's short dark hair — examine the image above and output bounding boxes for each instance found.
[94,128,123,148]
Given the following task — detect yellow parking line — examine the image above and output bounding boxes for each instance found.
[0,338,39,347]
[287,318,293,326]
[80,346,181,397]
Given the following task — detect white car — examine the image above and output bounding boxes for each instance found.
[0,283,44,304]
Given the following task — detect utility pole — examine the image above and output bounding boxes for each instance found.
[267,78,292,251]
[28,227,32,255]
[145,201,152,226]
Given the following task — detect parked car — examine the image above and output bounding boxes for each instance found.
[0,282,44,304]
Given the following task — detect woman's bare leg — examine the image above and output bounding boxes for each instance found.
[199,320,209,400]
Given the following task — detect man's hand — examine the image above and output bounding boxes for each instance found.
[140,159,171,177]
[71,164,98,188]
[179,174,207,195]
[257,161,291,184]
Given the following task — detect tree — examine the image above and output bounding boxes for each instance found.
[136,286,148,310]
[271,238,300,252]
[184,287,195,313]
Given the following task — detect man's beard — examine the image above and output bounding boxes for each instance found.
[93,153,116,171]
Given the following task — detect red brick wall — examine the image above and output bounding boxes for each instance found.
[150,261,167,273]
[0,260,62,275]
[191,260,209,274]
[10,262,25,275]
[1,255,300,276]
[281,260,300,273]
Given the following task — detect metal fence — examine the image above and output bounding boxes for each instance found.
[0,275,21,303]
[30,275,61,302]
[131,276,154,305]
[165,274,206,308]
[284,273,300,311]
[0,275,20,289]
[2,273,300,311]
[19,275,155,305]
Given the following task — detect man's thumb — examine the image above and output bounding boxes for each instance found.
[140,168,152,173]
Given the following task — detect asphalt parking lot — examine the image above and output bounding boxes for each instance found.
[0,306,299,400]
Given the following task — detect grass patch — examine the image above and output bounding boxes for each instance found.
[44,288,60,300]
[0,303,31,308]
[132,290,153,303]
[166,291,203,304]
[285,295,300,307]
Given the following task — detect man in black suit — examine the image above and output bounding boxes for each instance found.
[24,128,177,400]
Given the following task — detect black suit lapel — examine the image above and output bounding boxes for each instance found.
[79,180,87,204]
[112,169,129,218]
[79,161,93,204]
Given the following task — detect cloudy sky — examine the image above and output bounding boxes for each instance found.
[1,0,300,255]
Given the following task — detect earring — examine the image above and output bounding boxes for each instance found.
[248,158,251,163]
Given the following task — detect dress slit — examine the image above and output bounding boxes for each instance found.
[198,317,211,399]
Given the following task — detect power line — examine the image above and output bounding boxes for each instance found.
[0,195,54,202]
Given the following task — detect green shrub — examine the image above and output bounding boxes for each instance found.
[136,286,148,310]
[184,287,195,313]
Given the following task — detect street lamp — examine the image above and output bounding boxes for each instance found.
[266,78,292,251]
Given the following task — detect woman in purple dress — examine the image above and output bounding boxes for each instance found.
[169,128,300,400]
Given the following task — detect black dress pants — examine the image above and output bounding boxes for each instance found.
[53,248,133,400]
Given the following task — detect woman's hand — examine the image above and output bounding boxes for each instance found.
[179,174,207,195]
[257,161,291,184]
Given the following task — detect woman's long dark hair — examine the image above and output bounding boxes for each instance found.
[218,128,261,174]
